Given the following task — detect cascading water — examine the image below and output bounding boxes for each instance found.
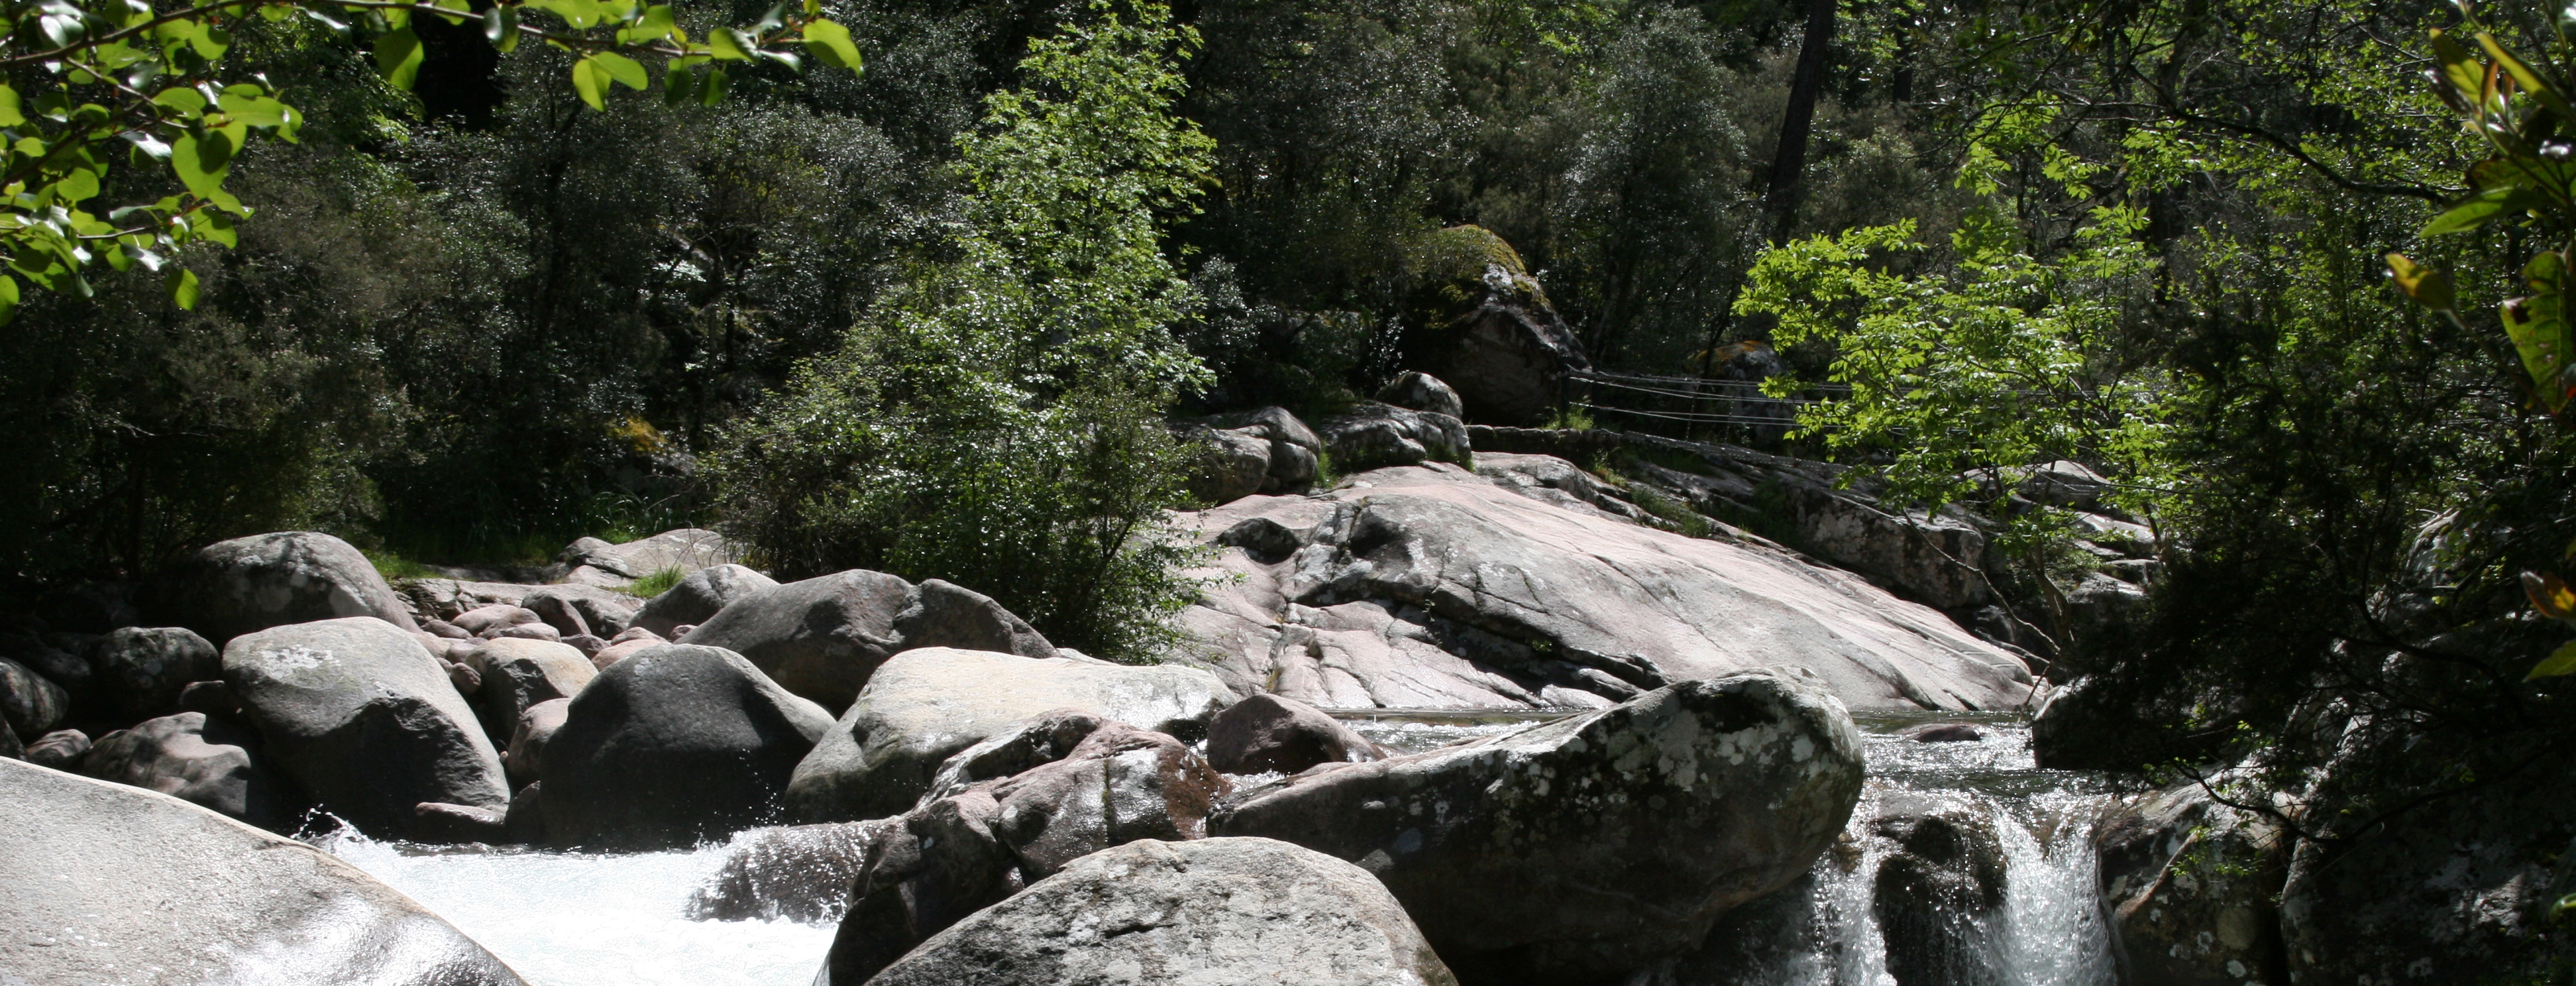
[325,711,2121,986]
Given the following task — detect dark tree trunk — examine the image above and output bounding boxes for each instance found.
[1763,0,1839,245]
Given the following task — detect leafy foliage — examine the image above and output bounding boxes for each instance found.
[712,0,1214,661]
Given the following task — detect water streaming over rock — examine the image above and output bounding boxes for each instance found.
[325,710,2121,985]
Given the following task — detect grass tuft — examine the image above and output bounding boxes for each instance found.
[626,565,687,598]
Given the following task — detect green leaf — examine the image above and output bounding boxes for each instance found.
[2386,252,2456,311]
[2431,29,2489,113]
[483,5,519,52]
[663,56,704,105]
[700,65,729,105]
[0,85,20,128]
[621,3,675,43]
[2503,292,2576,411]
[2477,33,2576,124]
[2529,640,2576,680]
[199,209,237,246]
[570,56,607,110]
[709,27,754,60]
[152,85,207,119]
[166,267,199,309]
[0,274,18,327]
[375,27,424,91]
[2424,184,2543,235]
[168,132,229,197]
[801,18,861,72]
[593,51,648,90]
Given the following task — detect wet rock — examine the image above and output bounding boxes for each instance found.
[504,780,547,844]
[158,531,419,643]
[413,802,510,844]
[1210,671,1866,984]
[222,617,508,839]
[0,654,68,739]
[2094,781,2287,986]
[1318,401,1472,472]
[1378,370,1467,418]
[1205,692,1390,775]
[521,584,639,639]
[1,757,526,985]
[686,818,902,924]
[680,571,1055,712]
[786,647,1236,822]
[852,836,1458,986]
[1871,794,2009,986]
[539,643,833,851]
[88,626,220,719]
[504,697,568,789]
[1177,464,2030,711]
[458,638,594,749]
[633,563,777,638]
[24,728,89,770]
[81,712,305,832]
[1906,723,1986,743]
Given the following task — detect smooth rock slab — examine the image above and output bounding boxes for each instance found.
[855,837,1457,986]
[785,647,1236,822]
[221,617,508,839]
[1210,671,1866,985]
[0,756,525,985]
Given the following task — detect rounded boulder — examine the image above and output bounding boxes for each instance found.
[539,643,834,851]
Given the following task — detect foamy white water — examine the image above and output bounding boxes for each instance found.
[323,834,834,986]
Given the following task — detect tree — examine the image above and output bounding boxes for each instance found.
[0,0,860,321]
[712,0,1215,661]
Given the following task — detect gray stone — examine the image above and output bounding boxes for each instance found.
[633,563,777,638]
[1377,370,1466,418]
[786,647,1236,822]
[178,679,242,718]
[80,712,304,832]
[221,617,508,839]
[539,643,833,851]
[504,697,568,790]
[852,838,1458,986]
[560,527,735,580]
[685,818,900,924]
[492,621,562,643]
[0,633,92,707]
[2017,459,2112,508]
[403,580,536,622]
[1175,464,2031,711]
[826,722,1231,980]
[1318,401,1472,472]
[1401,232,1590,425]
[1187,425,1274,504]
[1205,692,1390,775]
[1871,794,2009,986]
[520,584,639,639]
[681,571,1055,712]
[2094,781,2287,986]
[453,603,541,636]
[0,654,68,739]
[24,728,89,770]
[160,531,419,643]
[89,626,220,719]
[459,638,594,749]
[918,707,1110,802]
[1210,672,1865,984]
[412,802,510,844]
[0,757,525,985]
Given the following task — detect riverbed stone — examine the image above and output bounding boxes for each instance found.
[0,757,526,985]
[159,531,419,643]
[680,571,1056,712]
[504,697,568,790]
[1319,400,1472,472]
[0,653,68,739]
[24,728,89,770]
[634,563,777,638]
[459,637,594,749]
[539,643,833,851]
[89,626,220,720]
[785,647,1236,822]
[686,818,902,924]
[221,616,508,839]
[1871,793,2009,986]
[1210,671,1865,985]
[1205,692,1391,775]
[81,712,305,832]
[851,837,1458,986]
[521,584,639,639]
[2095,781,2288,986]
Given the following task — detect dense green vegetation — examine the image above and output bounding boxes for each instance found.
[9,0,2576,914]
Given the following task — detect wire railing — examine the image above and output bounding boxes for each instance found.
[1562,368,1825,431]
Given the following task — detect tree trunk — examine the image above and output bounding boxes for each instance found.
[1762,0,1839,245]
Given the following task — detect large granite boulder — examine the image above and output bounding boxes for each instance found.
[519,584,639,639]
[820,722,1230,981]
[221,617,508,839]
[457,638,594,749]
[1318,401,1472,473]
[23,728,89,770]
[81,712,304,832]
[1185,423,1276,504]
[1377,370,1467,418]
[88,626,222,720]
[1177,463,2030,711]
[1205,692,1391,775]
[681,571,1055,712]
[1870,793,2010,986]
[2095,781,2288,986]
[559,527,735,585]
[633,563,777,638]
[539,643,833,851]
[1399,225,1589,425]
[1204,405,1324,493]
[853,837,1458,986]
[685,818,902,924]
[0,757,525,985]
[159,531,419,643]
[785,647,1236,822]
[1210,671,1866,985]
[0,653,68,739]
[504,697,568,790]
